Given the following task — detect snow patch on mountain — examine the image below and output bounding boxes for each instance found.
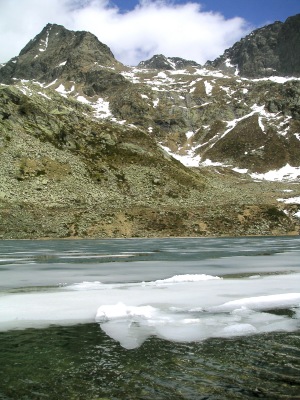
[186,131,194,139]
[55,84,69,97]
[38,26,51,54]
[92,98,112,119]
[77,96,90,104]
[277,195,300,204]
[194,68,228,78]
[44,79,58,88]
[251,164,300,182]
[57,61,67,67]
[160,144,201,167]
[224,58,240,75]
[120,70,141,84]
[200,159,229,167]
[204,81,213,95]
[153,98,159,108]
[212,104,281,143]
[220,86,236,97]
[37,91,51,100]
[77,96,112,119]
[252,76,300,84]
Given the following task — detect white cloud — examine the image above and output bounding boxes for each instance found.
[0,0,69,61]
[0,0,251,65]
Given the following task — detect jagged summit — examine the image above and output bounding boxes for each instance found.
[1,19,300,174]
[1,16,300,239]
[138,54,200,70]
[0,23,124,85]
[207,14,300,78]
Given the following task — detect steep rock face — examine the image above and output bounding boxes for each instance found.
[120,65,300,173]
[278,15,300,76]
[1,21,300,175]
[0,23,130,99]
[208,14,300,78]
[196,80,300,172]
[202,114,300,172]
[0,23,121,83]
[0,24,166,121]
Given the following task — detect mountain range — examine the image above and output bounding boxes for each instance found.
[0,14,300,239]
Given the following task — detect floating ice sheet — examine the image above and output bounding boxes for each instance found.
[94,292,300,349]
[0,271,299,349]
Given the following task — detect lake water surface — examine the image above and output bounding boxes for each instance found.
[0,237,299,399]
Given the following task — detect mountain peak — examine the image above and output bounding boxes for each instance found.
[0,18,300,239]
[0,23,122,84]
[207,14,300,78]
[20,23,116,62]
[138,54,200,70]
[138,54,175,70]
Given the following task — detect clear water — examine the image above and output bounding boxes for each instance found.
[0,236,300,399]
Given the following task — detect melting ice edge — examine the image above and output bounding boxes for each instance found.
[1,273,300,349]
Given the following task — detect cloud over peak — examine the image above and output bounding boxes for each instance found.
[0,0,252,65]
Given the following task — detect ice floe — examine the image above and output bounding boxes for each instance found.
[96,303,157,322]
[1,269,299,349]
[209,293,300,313]
[153,274,222,285]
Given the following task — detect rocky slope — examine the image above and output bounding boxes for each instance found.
[138,54,200,70]
[0,19,300,239]
[0,23,123,83]
[207,14,300,78]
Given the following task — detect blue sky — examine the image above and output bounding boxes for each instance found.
[0,0,299,65]
[113,0,299,27]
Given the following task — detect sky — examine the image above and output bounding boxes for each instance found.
[0,0,299,66]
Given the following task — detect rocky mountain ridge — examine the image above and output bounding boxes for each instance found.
[137,54,201,70]
[0,16,300,239]
[207,14,300,78]
[0,23,123,83]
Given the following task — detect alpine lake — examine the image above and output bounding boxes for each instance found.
[0,236,299,399]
